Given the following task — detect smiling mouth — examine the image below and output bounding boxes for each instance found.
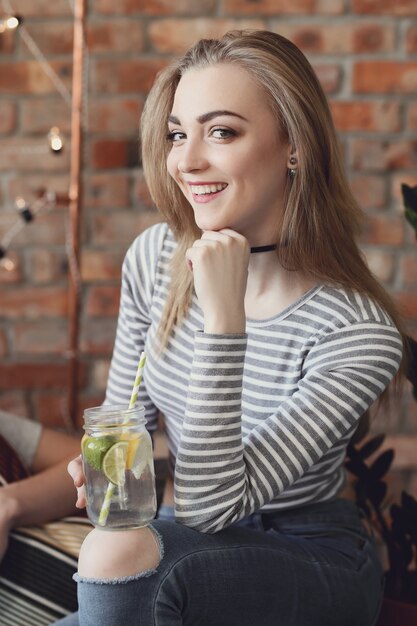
[189,183,228,195]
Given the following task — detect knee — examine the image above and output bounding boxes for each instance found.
[78,526,161,580]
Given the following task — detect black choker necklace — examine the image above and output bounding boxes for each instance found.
[250,244,278,254]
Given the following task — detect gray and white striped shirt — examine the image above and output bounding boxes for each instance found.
[106,223,403,533]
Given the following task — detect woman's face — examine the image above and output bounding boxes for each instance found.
[166,63,292,244]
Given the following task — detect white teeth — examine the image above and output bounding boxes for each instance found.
[190,183,227,195]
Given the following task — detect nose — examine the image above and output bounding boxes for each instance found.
[177,137,208,174]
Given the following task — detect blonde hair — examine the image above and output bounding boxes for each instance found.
[140,30,405,370]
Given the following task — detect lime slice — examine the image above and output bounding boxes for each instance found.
[82,435,116,471]
[102,441,129,486]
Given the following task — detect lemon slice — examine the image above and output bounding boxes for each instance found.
[131,436,154,480]
[102,441,129,486]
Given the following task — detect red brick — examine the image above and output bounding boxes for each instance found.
[224,0,344,14]
[0,286,68,319]
[331,101,400,132]
[0,29,15,54]
[35,392,70,428]
[312,64,342,94]
[91,359,111,390]
[149,19,266,54]
[20,98,71,134]
[362,214,405,246]
[92,59,168,94]
[0,391,29,417]
[351,139,417,171]
[80,319,118,355]
[274,22,394,54]
[85,286,121,317]
[0,329,7,357]
[399,253,417,287]
[81,249,124,282]
[89,99,143,134]
[10,0,73,16]
[353,62,417,94]
[0,252,23,284]
[0,60,72,95]
[22,22,73,55]
[134,169,155,209]
[7,174,69,205]
[90,138,139,170]
[407,102,417,130]
[75,393,107,430]
[83,172,130,208]
[0,101,17,134]
[350,175,386,209]
[87,19,144,53]
[0,211,66,247]
[0,361,86,389]
[13,321,68,355]
[0,137,71,172]
[352,0,417,15]
[94,0,216,15]
[363,250,395,283]
[91,210,162,244]
[406,25,417,53]
[27,249,68,284]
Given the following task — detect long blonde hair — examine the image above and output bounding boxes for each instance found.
[140,30,405,369]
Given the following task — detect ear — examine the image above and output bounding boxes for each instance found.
[286,145,298,170]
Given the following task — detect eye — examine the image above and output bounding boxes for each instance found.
[166,130,186,144]
[210,127,236,140]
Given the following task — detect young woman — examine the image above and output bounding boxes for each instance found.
[59,30,403,625]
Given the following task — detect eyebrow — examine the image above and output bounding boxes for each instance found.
[168,110,248,125]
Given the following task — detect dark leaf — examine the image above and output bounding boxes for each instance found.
[345,457,368,478]
[401,183,417,215]
[368,450,394,482]
[358,434,385,460]
[368,481,387,508]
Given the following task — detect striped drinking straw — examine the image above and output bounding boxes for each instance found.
[98,352,147,526]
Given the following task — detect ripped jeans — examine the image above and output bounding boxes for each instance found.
[53,499,384,626]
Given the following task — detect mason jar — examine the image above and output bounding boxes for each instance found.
[82,405,156,529]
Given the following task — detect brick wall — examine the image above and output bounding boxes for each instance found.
[0,0,416,490]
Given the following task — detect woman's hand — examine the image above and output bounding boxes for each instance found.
[67,455,86,509]
[185,229,250,334]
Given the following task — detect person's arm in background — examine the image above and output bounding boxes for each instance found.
[0,427,81,561]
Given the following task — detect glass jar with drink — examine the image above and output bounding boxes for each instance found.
[82,404,157,529]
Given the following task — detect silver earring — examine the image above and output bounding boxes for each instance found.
[288,155,297,176]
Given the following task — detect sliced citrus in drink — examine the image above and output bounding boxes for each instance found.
[82,435,116,471]
[102,441,129,486]
[120,432,141,470]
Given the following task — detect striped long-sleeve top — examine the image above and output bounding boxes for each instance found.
[105,222,403,533]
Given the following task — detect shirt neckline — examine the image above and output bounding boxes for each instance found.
[246,284,324,327]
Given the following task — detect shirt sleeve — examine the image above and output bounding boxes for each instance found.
[105,224,167,433]
[174,321,403,532]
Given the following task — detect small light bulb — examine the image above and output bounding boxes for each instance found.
[5,15,20,30]
[0,257,15,272]
[48,126,64,153]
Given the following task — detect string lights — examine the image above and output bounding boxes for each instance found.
[0,14,20,32]
[1,0,88,428]
[48,126,65,153]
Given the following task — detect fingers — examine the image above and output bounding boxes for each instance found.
[67,455,86,509]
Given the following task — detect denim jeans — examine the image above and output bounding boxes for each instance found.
[53,499,384,626]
